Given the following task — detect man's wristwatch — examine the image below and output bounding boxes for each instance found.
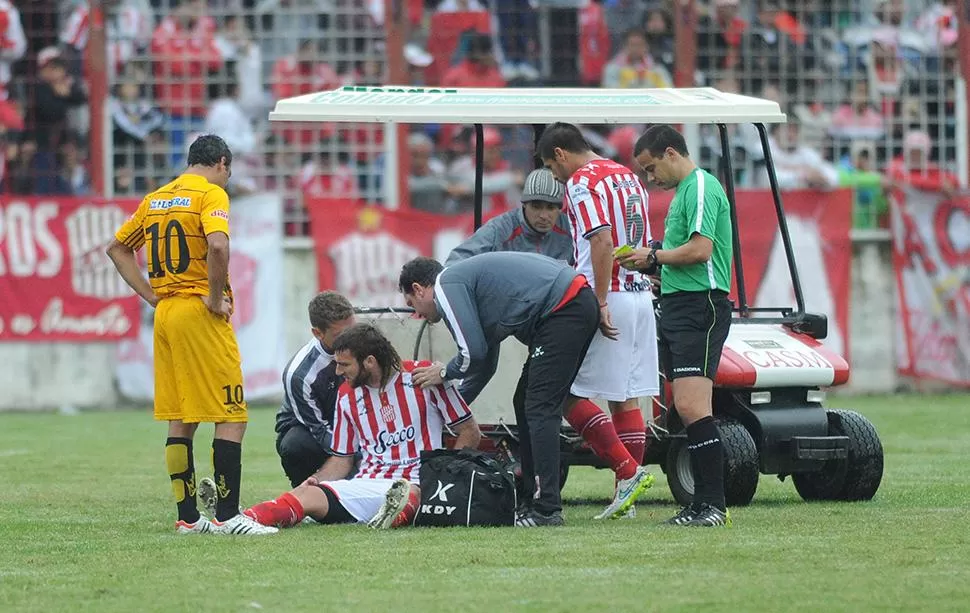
[439,364,448,380]
[644,247,660,275]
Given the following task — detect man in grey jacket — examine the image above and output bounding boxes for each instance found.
[398,252,652,526]
[445,168,574,266]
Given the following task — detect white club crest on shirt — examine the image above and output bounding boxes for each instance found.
[380,402,395,423]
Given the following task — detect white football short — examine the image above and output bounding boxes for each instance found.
[320,478,413,523]
[570,290,660,402]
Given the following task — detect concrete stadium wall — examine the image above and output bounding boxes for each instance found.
[0,236,897,412]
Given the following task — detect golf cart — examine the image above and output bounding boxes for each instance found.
[269,86,884,505]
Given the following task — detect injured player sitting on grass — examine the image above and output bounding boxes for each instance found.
[200,323,482,529]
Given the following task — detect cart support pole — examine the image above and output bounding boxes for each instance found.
[717,124,748,316]
[533,124,546,170]
[754,122,806,314]
[474,123,485,230]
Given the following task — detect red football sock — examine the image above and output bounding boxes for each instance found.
[243,492,305,528]
[566,399,637,480]
[613,409,647,465]
[391,486,420,528]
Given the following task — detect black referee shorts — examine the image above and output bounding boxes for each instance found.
[658,289,732,381]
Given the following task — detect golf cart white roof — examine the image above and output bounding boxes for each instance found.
[268,86,787,125]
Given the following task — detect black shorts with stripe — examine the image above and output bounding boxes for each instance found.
[658,289,732,381]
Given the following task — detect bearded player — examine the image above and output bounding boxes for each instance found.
[538,122,660,519]
[200,323,482,529]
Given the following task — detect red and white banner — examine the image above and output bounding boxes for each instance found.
[891,187,970,386]
[0,197,140,341]
[309,188,853,359]
[115,193,287,401]
[309,200,490,308]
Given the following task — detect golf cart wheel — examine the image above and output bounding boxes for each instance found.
[665,417,760,507]
[792,410,884,502]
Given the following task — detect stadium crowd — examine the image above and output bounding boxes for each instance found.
[0,0,962,232]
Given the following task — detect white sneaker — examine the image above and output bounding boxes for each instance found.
[211,513,279,535]
[175,515,214,534]
[594,467,655,520]
[368,478,412,530]
[594,502,638,520]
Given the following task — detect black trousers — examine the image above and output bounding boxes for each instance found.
[512,286,599,515]
[276,425,332,487]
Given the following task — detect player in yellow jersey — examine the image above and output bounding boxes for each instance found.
[106,135,277,535]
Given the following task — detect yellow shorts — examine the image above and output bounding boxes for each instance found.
[153,295,248,423]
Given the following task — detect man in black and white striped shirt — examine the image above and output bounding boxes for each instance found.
[275,291,356,486]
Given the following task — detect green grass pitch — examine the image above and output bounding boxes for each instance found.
[1,394,969,612]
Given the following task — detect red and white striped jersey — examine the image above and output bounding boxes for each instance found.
[60,4,151,78]
[564,158,653,293]
[0,2,27,98]
[331,360,472,481]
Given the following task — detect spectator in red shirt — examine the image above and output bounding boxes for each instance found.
[888,129,960,195]
[300,145,361,203]
[0,1,26,132]
[151,0,223,166]
[437,34,505,150]
[578,0,610,86]
[441,34,506,88]
[60,0,151,81]
[271,39,343,148]
[447,127,522,214]
[151,0,222,118]
[271,39,342,101]
[828,79,886,142]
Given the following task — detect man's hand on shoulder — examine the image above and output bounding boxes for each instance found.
[412,361,446,389]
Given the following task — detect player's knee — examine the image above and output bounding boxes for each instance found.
[291,482,313,498]
[672,377,713,423]
[608,400,640,414]
[294,483,330,518]
[214,421,247,442]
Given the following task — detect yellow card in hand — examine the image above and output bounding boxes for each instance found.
[613,244,634,257]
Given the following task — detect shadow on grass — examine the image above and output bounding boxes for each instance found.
[563,496,807,508]
[564,496,671,507]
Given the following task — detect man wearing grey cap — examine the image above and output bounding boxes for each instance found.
[445,168,574,266]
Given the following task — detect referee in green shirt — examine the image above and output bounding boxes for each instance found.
[616,124,733,527]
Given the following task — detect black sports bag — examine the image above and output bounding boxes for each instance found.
[412,448,518,527]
